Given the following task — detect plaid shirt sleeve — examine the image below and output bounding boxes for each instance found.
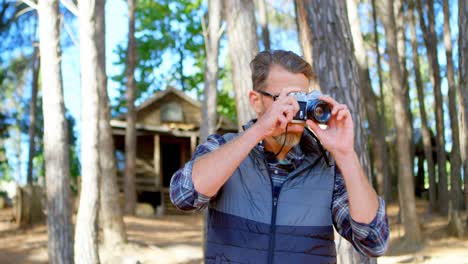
[169,134,227,211]
[332,167,389,257]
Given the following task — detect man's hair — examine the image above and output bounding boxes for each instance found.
[250,50,315,91]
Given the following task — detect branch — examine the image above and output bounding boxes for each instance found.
[21,0,38,10]
[60,0,78,17]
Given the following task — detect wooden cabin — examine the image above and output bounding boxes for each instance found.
[111,87,237,214]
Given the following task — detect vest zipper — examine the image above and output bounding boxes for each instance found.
[267,182,281,264]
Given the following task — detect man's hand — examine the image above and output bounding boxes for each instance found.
[253,88,300,139]
[306,95,354,157]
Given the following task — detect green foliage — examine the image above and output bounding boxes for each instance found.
[112,0,206,115]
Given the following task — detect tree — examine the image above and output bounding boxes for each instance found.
[377,0,422,244]
[301,0,374,262]
[347,0,389,200]
[408,1,437,213]
[371,0,392,202]
[38,0,74,262]
[458,0,468,221]
[200,0,223,142]
[256,0,270,50]
[416,0,449,215]
[224,0,258,129]
[74,0,102,262]
[112,0,205,114]
[442,0,463,236]
[97,0,127,246]
[293,0,318,88]
[124,0,137,215]
[26,44,40,185]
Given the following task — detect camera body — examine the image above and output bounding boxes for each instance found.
[289,90,331,124]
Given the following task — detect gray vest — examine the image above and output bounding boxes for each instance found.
[205,133,337,264]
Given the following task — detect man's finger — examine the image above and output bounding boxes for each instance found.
[319,95,341,108]
[332,104,347,116]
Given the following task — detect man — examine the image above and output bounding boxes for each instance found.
[170,50,389,263]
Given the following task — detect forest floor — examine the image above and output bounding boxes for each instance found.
[0,200,467,264]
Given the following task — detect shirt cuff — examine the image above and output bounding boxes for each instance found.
[349,196,387,240]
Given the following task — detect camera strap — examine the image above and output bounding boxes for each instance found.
[305,127,332,167]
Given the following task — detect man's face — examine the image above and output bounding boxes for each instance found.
[253,65,310,146]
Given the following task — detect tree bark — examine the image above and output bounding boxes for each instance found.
[458,0,468,221]
[294,0,319,88]
[27,45,40,185]
[97,0,127,247]
[75,0,102,262]
[224,0,258,129]
[38,0,74,262]
[256,0,270,50]
[394,0,415,177]
[371,0,392,202]
[443,0,462,214]
[347,0,389,199]
[302,0,374,262]
[124,0,137,215]
[200,0,222,142]
[409,2,437,213]
[377,0,422,244]
[416,0,449,215]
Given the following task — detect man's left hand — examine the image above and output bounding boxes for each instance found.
[306,95,354,157]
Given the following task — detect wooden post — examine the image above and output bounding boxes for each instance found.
[153,134,161,188]
[190,134,197,155]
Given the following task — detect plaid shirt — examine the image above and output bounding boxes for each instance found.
[170,133,389,257]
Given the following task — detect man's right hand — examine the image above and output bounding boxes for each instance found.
[253,88,301,140]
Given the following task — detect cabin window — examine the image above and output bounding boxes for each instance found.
[161,101,183,122]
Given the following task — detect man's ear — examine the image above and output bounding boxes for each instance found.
[249,90,263,115]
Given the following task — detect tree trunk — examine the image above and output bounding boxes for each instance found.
[301,1,374,262]
[347,0,389,198]
[443,0,463,230]
[459,0,468,222]
[256,0,270,50]
[377,0,422,244]
[409,2,437,213]
[200,0,222,142]
[97,0,127,247]
[75,0,102,263]
[224,0,258,129]
[294,0,319,88]
[394,0,415,178]
[416,0,449,215]
[38,0,74,262]
[124,0,137,215]
[27,45,40,185]
[371,0,392,202]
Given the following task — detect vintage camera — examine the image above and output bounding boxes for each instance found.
[289,90,331,124]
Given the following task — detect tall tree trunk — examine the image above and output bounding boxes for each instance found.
[459,0,468,222]
[38,0,74,262]
[75,0,102,262]
[347,0,389,199]
[97,0,127,246]
[409,2,437,213]
[416,0,449,215]
[124,0,137,215]
[200,0,222,142]
[224,0,258,129]
[377,0,422,244]
[256,0,270,50]
[27,45,40,185]
[302,1,374,262]
[371,0,392,202]
[294,0,319,88]
[443,0,462,221]
[394,0,415,177]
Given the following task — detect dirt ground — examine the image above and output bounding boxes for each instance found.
[0,200,467,264]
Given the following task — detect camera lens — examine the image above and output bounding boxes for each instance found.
[307,100,331,124]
